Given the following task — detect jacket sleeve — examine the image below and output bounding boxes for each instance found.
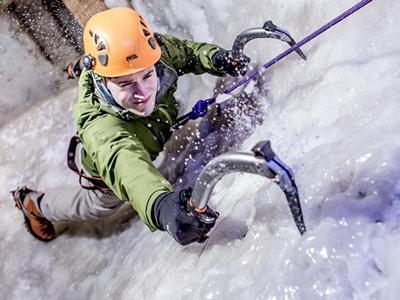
[74,71,172,231]
[157,33,227,76]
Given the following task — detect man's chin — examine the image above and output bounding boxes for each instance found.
[127,106,154,117]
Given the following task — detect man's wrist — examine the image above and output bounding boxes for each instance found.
[151,192,170,231]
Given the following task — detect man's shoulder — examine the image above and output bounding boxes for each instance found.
[155,33,184,67]
[155,33,172,63]
[154,33,175,46]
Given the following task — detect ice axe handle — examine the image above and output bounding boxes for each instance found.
[231,27,270,58]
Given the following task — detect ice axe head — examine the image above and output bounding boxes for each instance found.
[231,21,307,61]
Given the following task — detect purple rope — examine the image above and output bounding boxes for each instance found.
[223,0,374,94]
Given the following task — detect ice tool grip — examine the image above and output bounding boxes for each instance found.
[190,141,307,235]
[231,21,307,61]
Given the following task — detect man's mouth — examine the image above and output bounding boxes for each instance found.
[131,95,150,105]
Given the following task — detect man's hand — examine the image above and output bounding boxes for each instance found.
[152,189,219,246]
[212,49,250,77]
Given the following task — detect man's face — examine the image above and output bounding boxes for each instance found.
[106,66,157,117]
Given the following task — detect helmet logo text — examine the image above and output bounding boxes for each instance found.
[126,54,138,62]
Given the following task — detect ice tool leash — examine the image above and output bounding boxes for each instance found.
[185,0,374,235]
[174,0,374,129]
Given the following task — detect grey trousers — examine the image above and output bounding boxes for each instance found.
[39,179,124,223]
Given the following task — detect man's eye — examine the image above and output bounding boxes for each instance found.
[143,72,153,80]
[120,82,135,88]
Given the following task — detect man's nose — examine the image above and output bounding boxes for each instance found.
[132,82,148,97]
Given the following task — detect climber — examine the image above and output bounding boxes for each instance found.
[12,7,249,245]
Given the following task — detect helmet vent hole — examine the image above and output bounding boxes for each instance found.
[148,37,156,49]
[143,29,150,37]
[94,33,99,44]
[140,21,147,28]
[97,42,106,51]
[89,30,94,37]
[98,54,108,66]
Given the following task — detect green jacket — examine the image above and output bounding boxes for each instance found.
[74,34,226,231]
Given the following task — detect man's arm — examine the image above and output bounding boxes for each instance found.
[156,33,226,76]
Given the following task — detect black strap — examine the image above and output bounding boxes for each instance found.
[67,136,110,192]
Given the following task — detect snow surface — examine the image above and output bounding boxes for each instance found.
[1,0,400,299]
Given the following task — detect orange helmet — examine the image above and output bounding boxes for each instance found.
[83,7,161,77]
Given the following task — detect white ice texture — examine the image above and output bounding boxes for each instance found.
[1,0,400,299]
[0,14,71,129]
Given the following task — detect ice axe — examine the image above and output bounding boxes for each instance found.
[174,0,374,127]
[173,21,306,129]
[187,140,307,235]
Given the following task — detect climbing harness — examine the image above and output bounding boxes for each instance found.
[67,136,110,193]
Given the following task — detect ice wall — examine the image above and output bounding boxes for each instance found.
[0,13,72,129]
[1,0,400,299]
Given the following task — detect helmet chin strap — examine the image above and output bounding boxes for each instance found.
[157,77,161,92]
[91,73,126,113]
